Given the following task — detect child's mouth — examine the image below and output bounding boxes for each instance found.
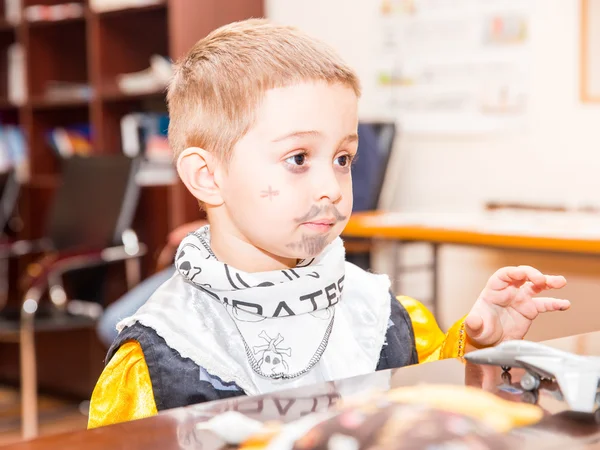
[302,220,335,232]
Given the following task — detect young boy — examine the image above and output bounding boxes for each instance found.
[88,19,569,428]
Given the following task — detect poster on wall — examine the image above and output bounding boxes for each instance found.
[374,0,532,134]
[581,0,600,103]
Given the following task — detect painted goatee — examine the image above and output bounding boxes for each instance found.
[286,234,330,256]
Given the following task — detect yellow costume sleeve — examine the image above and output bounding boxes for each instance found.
[397,296,467,363]
[87,341,158,429]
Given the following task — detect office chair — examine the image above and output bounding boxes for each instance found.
[345,122,397,270]
[0,154,146,440]
[0,169,21,234]
[0,168,22,309]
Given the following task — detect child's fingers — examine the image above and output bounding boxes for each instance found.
[465,313,484,337]
[465,310,499,345]
[490,265,546,290]
[520,275,567,298]
[506,266,546,288]
[532,297,571,313]
[545,275,567,289]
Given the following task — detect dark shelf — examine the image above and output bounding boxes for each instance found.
[0,19,15,32]
[29,96,90,110]
[93,2,166,18]
[26,16,85,28]
[26,174,60,189]
[101,85,165,102]
[0,98,17,110]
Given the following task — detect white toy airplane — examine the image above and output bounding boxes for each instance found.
[465,340,600,413]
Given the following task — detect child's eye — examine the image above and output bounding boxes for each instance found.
[334,154,352,167]
[285,153,306,166]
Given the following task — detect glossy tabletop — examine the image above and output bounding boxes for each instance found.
[7,331,600,449]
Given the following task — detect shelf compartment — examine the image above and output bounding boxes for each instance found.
[93,2,165,18]
[29,106,90,176]
[26,15,84,28]
[94,6,168,89]
[27,19,88,99]
[100,83,164,102]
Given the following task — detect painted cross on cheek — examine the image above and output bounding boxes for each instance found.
[260,186,279,201]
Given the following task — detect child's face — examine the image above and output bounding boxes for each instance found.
[217,81,358,261]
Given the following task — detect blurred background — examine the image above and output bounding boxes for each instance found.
[0,0,599,444]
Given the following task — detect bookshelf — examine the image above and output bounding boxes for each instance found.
[10,0,262,268]
[0,0,264,397]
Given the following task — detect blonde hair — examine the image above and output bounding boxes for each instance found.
[166,19,361,163]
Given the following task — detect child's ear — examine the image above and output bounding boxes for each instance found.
[176,147,224,206]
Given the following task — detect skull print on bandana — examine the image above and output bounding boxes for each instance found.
[254,331,291,376]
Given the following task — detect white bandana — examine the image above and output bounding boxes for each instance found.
[118,225,392,395]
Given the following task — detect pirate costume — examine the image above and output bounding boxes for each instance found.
[88,226,467,429]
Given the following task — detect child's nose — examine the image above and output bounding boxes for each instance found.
[314,168,342,203]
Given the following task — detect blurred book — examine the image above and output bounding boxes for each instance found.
[5,0,21,24]
[135,159,176,185]
[8,43,25,106]
[0,125,28,181]
[24,3,84,22]
[121,112,169,160]
[116,55,172,95]
[89,0,164,12]
[45,81,93,102]
[120,112,175,185]
[45,124,92,158]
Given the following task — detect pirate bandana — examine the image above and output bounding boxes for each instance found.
[175,226,344,380]
[118,225,392,395]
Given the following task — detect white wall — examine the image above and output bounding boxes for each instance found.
[267,0,600,340]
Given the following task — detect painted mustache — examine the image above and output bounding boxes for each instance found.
[294,205,347,224]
